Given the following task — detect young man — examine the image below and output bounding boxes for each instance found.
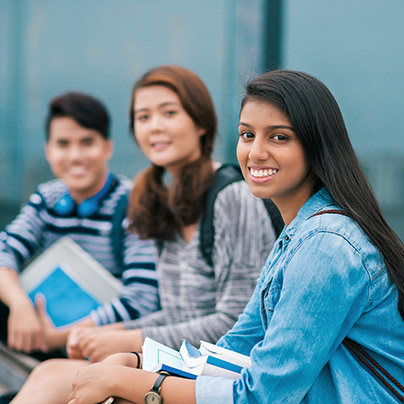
[0,92,159,355]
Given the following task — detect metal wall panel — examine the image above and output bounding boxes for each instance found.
[282,0,404,239]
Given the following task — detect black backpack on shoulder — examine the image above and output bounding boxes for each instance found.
[199,164,284,266]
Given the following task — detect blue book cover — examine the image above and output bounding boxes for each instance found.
[155,363,197,380]
[205,355,243,373]
[28,266,101,327]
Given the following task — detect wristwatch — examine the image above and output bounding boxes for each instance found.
[144,372,170,404]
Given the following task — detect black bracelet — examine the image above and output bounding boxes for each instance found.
[131,351,141,369]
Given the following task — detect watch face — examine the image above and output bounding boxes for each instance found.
[144,391,162,404]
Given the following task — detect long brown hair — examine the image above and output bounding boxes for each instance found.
[242,70,404,320]
[128,65,217,240]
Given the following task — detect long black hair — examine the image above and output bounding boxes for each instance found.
[242,69,404,320]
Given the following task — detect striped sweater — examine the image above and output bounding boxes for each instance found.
[125,181,276,350]
[0,174,159,325]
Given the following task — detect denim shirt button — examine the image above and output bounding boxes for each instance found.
[285,235,290,241]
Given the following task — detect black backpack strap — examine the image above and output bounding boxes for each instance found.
[111,191,129,270]
[310,209,349,218]
[343,337,404,402]
[199,164,244,266]
[199,164,284,266]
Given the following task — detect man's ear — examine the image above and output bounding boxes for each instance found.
[106,139,114,160]
[44,142,50,162]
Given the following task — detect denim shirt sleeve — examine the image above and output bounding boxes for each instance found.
[215,268,266,354]
[196,230,371,404]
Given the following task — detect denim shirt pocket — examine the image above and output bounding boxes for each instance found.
[260,279,282,330]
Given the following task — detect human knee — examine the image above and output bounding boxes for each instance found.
[29,359,70,380]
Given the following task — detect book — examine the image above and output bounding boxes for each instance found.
[180,340,251,378]
[142,337,250,379]
[19,236,122,328]
[142,337,197,379]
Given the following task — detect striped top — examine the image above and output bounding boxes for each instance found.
[0,174,159,325]
[125,181,276,350]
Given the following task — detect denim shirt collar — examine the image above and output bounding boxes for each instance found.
[279,187,335,246]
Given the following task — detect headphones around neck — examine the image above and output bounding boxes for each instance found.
[54,173,114,217]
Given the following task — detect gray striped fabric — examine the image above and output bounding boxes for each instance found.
[0,174,159,325]
[125,181,276,349]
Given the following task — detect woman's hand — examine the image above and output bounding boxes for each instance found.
[68,358,196,404]
[67,362,116,404]
[103,352,142,368]
[80,329,143,363]
[67,325,96,359]
[68,327,143,363]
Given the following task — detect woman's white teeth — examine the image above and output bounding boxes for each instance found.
[250,168,278,177]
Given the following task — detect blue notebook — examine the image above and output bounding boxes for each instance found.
[20,237,122,328]
[28,266,101,327]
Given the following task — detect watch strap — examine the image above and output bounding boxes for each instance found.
[151,372,169,393]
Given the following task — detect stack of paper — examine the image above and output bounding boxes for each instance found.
[180,340,251,378]
[142,337,250,379]
[142,337,198,379]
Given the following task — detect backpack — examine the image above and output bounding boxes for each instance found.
[199,164,284,266]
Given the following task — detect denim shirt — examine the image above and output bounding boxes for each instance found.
[196,188,404,404]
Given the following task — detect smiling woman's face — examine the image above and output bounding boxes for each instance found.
[133,85,205,177]
[237,99,315,224]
